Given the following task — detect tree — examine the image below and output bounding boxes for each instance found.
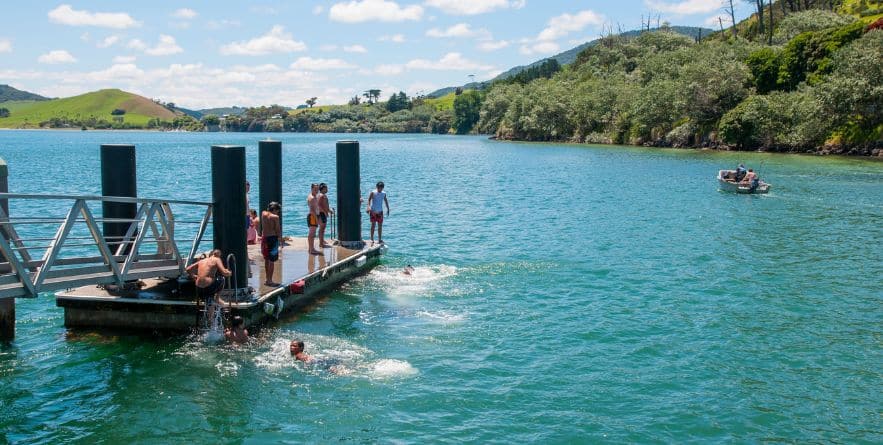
[0,108,9,118]
[363,89,381,104]
[306,97,317,108]
[110,108,126,116]
[452,90,482,134]
[202,114,220,126]
[348,95,361,105]
[386,91,410,112]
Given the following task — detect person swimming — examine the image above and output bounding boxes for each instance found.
[403,264,415,276]
[225,315,248,343]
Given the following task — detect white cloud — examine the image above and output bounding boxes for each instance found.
[291,57,356,70]
[379,34,406,43]
[329,0,423,23]
[113,55,136,63]
[705,13,731,26]
[206,19,241,30]
[38,50,77,64]
[646,0,724,15]
[127,39,147,51]
[537,10,604,41]
[48,4,140,29]
[478,40,509,51]
[519,41,559,55]
[0,39,11,53]
[172,8,198,19]
[424,0,524,15]
[220,26,307,55]
[405,52,493,70]
[144,35,183,56]
[426,23,490,39]
[97,36,119,48]
[373,64,405,75]
[344,44,367,53]
[313,5,324,15]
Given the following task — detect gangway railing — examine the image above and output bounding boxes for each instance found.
[0,193,213,299]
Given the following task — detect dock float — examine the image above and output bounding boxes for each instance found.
[56,238,385,331]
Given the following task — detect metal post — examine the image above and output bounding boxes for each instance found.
[335,140,363,248]
[258,140,282,234]
[0,158,12,341]
[211,145,248,288]
[100,144,137,255]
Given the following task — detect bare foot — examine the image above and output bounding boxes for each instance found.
[320,243,332,248]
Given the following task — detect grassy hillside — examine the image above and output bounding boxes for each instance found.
[0,89,179,128]
[423,93,456,111]
[0,85,49,102]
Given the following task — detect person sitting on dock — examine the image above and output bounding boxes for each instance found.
[186,249,232,301]
[317,183,334,248]
[290,339,313,363]
[307,184,322,255]
[366,181,390,245]
[225,315,249,343]
[261,202,282,286]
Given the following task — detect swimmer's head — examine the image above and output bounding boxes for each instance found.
[231,316,244,328]
[290,340,305,355]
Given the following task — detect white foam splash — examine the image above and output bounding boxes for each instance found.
[370,359,418,379]
[367,265,459,303]
[415,309,466,324]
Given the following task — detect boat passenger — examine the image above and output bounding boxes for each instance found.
[734,164,747,182]
[225,315,249,343]
[741,169,757,186]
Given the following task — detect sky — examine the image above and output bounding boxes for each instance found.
[0,1,754,109]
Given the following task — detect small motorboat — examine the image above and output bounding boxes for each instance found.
[718,170,770,194]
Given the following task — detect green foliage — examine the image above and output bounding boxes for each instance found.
[747,47,783,93]
[386,91,411,112]
[0,108,9,118]
[452,90,482,134]
[778,21,865,90]
[499,59,561,85]
[201,114,220,125]
[773,9,857,44]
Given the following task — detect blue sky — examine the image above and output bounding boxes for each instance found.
[0,1,753,109]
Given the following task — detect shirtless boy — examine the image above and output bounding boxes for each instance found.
[317,183,334,248]
[261,202,282,286]
[186,249,232,324]
[307,184,322,255]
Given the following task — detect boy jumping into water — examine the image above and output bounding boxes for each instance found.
[366,181,390,245]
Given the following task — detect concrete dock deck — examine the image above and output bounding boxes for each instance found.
[56,237,384,331]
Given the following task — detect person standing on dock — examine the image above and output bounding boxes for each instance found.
[307,183,322,255]
[261,202,282,286]
[367,181,390,245]
[317,183,334,248]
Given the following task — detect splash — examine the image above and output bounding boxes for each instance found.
[365,265,459,303]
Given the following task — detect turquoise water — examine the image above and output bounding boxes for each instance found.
[0,131,881,443]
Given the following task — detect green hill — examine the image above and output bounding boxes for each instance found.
[0,89,180,128]
[0,85,49,103]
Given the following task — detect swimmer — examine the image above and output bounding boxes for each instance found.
[403,264,415,276]
[290,340,313,363]
[225,316,249,343]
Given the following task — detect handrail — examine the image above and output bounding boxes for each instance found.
[0,192,212,207]
[0,193,213,299]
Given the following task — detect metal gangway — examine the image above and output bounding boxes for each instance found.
[0,193,213,299]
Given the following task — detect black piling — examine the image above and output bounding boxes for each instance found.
[258,140,282,234]
[100,144,137,255]
[0,157,12,341]
[335,140,362,249]
[211,145,248,289]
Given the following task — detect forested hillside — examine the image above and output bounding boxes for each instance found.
[476,4,883,155]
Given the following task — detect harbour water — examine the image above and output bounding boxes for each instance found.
[0,131,881,443]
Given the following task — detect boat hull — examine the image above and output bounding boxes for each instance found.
[718,170,770,194]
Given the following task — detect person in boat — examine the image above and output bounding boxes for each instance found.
[734,164,747,182]
[261,202,282,286]
[186,249,232,300]
[225,315,249,343]
[290,339,313,363]
[741,168,757,186]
